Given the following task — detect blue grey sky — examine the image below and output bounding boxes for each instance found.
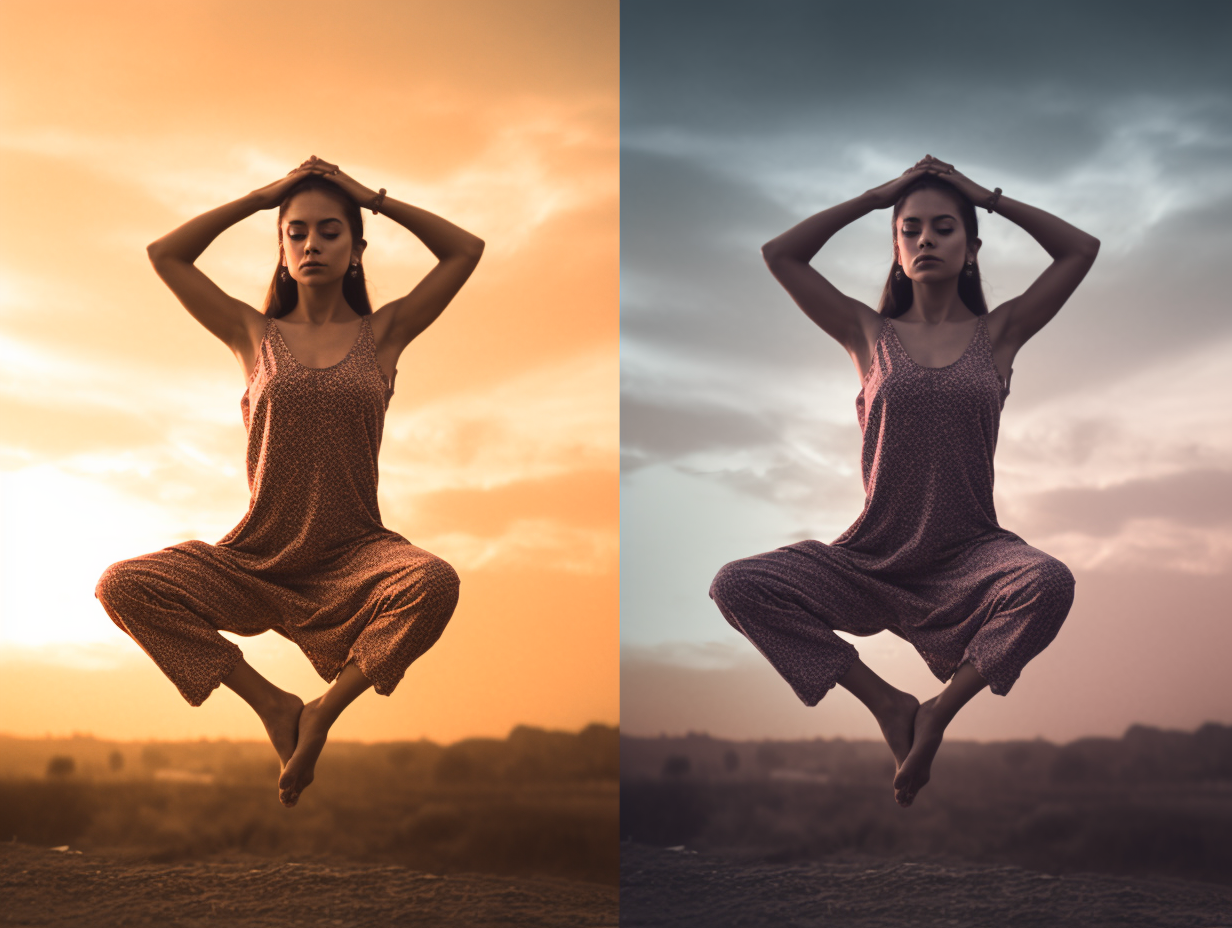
[620,0,1232,741]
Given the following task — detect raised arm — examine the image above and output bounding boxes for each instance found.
[923,157,1100,351]
[304,159,484,363]
[146,165,324,376]
[762,164,934,378]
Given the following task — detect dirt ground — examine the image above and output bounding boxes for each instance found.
[620,843,1232,928]
[1,842,618,928]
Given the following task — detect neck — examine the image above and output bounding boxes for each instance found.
[906,279,970,324]
[293,282,357,324]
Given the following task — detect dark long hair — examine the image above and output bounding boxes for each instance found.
[877,175,987,318]
[262,176,373,318]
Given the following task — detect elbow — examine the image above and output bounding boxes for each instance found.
[467,236,486,261]
[1075,234,1100,262]
[761,239,783,266]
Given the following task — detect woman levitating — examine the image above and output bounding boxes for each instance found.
[710,155,1098,806]
[97,156,483,807]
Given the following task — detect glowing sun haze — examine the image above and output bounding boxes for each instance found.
[0,0,618,742]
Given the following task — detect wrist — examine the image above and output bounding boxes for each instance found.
[241,190,271,213]
[857,188,885,211]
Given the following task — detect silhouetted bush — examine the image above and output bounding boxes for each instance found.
[45,756,75,779]
[662,755,691,778]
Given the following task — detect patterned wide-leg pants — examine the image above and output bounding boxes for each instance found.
[710,536,1074,706]
[95,534,460,706]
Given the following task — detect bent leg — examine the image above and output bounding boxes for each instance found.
[962,545,1075,696]
[95,543,275,706]
[343,539,461,696]
[894,661,988,807]
[278,661,372,807]
[710,541,902,706]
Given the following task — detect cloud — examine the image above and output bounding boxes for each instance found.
[381,347,617,495]
[620,397,779,467]
[623,1,1232,140]
[1,107,617,260]
[1019,470,1232,538]
[422,520,616,575]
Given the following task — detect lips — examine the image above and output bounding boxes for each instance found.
[915,256,942,266]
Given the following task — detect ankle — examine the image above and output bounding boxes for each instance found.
[252,686,295,715]
[863,685,911,720]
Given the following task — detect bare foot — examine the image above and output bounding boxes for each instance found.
[278,698,333,807]
[893,696,948,807]
[872,689,920,768]
[256,690,304,767]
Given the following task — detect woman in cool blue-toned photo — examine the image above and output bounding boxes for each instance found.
[711,154,1099,807]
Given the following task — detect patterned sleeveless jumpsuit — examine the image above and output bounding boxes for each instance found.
[96,316,460,706]
[710,316,1074,705]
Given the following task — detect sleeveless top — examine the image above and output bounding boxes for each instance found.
[832,316,1012,573]
[217,316,395,574]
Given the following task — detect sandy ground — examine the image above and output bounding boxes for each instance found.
[1,843,617,928]
[620,843,1232,928]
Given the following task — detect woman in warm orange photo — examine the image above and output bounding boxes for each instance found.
[96,155,484,808]
[711,154,1100,808]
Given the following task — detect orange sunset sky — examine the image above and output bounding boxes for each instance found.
[0,0,618,742]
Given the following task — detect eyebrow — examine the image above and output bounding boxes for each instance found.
[901,214,958,223]
[286,217,343,226]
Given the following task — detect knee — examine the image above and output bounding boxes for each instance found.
[1018,556,1075,630]
[709,559,745,610]
[95,558,142,610]
[1033,557,1075,605]
[422,558,460,614]
[709,558,768,622]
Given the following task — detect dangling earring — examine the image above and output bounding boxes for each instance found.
[894,265,904,282]
[964,260,976,278]
[349,263,359,278]
[279,267,288,282]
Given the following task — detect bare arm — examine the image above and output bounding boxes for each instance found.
[926,158,1100,350]
[762,164,934,377]
[146,165,325,372]
[308,160,484,361]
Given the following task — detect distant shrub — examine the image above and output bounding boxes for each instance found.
[108,751,125,773]
[662,755,691,778]
[46,756,75,779]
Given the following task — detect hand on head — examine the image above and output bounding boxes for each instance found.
[290,155,340,177]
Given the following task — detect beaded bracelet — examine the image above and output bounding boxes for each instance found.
[985,187,1002,213]
[371,188,387,215]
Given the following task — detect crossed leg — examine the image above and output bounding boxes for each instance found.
[838,658,987,807]
[224,658,373,807]
[277,661,372,807]
[222,657,305,770]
